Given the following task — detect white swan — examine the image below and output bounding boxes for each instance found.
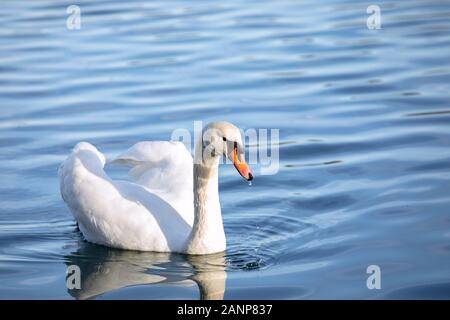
[59,121,253,255]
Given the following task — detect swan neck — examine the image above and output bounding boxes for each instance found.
[187,156,225,254]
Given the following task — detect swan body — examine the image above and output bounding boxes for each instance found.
[59,121,253,255]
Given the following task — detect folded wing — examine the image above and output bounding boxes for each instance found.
[110,141,194,224]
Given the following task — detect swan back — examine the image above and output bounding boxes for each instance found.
[59,142,193,252]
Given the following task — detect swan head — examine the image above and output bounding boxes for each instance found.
[200,121,253,181]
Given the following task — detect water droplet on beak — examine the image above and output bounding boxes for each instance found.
[248,181,252,186]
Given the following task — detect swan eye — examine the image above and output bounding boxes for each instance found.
[222,137,227,142]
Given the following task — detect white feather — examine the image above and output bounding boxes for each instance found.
[59,141,194,253]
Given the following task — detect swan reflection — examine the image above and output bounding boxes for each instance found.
[64,241,227,300]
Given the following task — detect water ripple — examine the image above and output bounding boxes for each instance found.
[0,0,450,299]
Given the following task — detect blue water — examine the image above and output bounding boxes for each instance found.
[1,0,450,299]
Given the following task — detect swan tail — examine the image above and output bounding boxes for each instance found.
[58,142,112,232]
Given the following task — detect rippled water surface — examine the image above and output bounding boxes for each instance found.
[1,0,450,299]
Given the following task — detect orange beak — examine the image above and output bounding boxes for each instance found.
[232,145,253,181]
